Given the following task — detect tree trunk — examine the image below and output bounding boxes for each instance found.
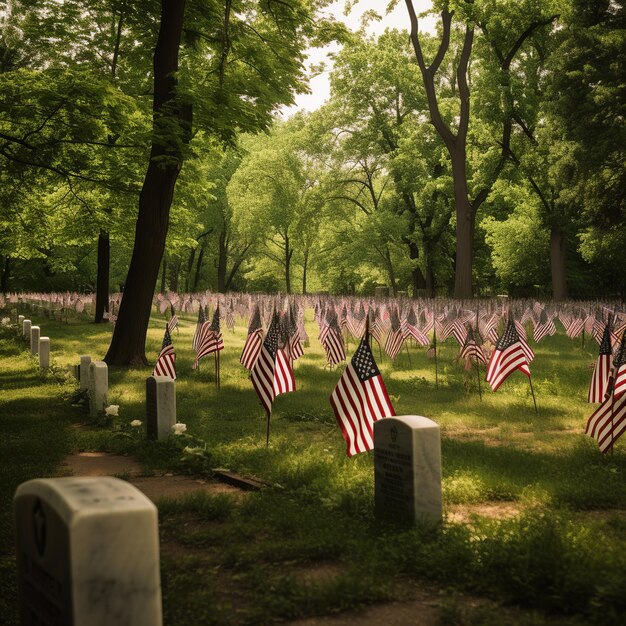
[160,253,167,294]
[217,230,227,292]
[451,148,474,299]
[105,0,187,366]
[285,236,292,294]
[407,241,426,295]
[550,225,568,300]
[193,241,205,291]
[302,249,308,295]
[94,230,110,323]
[168,255,180,292]
[185,248,195,292]
[385,247,398,296]
[1,255,9,293]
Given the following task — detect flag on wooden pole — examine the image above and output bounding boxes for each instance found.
[486,318,531,392]
[329,326,395,457]
[153,326,176,379]
[588,318,613,403]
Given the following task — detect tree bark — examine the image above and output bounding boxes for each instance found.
[185,248,195,292]
[193,240,206,291]
[302,249,308,295]
[1,255,9,293]
[94,230,110,323]
[217,230,227,292]
[105,0,187,365]
[284,235,292,294]
[550,225,568,300]
[407,241,426,295]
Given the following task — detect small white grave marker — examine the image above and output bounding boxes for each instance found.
[30,326,40,355]
[79,355,91,391]
[374,415,442,523]
[146,376,176,440]
[88,361,108,417]
[22,319,32,338]
[14,477,162,626]
[39,337,50,369]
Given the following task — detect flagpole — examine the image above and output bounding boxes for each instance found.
[404,341,412,366]
[528,376,538,414]
[265,410,271,448]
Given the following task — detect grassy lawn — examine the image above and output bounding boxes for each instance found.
[1,304,625,625]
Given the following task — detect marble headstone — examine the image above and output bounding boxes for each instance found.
[23,319,32,338]
[78,355,91,390]
[30,326,41,355]
[14,476,162,626]
[39,337,50,369]
[18,314,25,329]
[374,415,442,524]
[146,376,176,440]
[88,361,108,417]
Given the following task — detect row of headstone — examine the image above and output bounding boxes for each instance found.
[18,316,51,369]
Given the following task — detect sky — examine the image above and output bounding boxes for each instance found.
[283,0,435,115]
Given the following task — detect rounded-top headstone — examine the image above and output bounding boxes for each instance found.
[14,477,162,626]
[374,415,442,524]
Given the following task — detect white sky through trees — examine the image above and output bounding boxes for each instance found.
[284,0,435,115]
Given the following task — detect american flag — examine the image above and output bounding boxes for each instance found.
[153,326,176,379]
[514,320,535,362]
[486,318,531,391]
[533,309,556,343]
[251,313,295,415]
[403,307,429,346]
[287,306,304,361]
[192,306,206,351]
[329,335,395,457]
[240,305,263,370]
[588,320,613,403]
[585,393,626,453]
[460,326,487,365]
[319,309,346,366]
[192,306,224,369]
[225,304,235,331]
[167,303,179,334]
[612,332,626,400]
[384,308,405,360]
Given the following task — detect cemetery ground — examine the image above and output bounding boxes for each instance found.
[1,310,626,625]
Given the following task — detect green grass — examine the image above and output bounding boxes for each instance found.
[1,305,625,625]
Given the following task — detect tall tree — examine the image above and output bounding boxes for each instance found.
[402,0,558,297]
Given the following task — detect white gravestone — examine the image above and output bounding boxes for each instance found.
[18,314,25,329]
[374,415,442,523]
[146,376,176,440]
[89,361,108,417]
[30,326,41,355]
[23,319,32,338]
[79,355,91,390]
[14,477,162,626]
[39,337,50,369]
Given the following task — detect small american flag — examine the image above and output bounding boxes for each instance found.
[329,334,395,457]
[588,319,613,403]
[460,326,487,365]
[251,313,295,415]
[486,318,531,392]
[319,309,345,366]
[612,332,626,401]
[384,308,405,360]
[193,306,224,369]
[585,393,626,453]
[167,303,179,334]
[240,305,263,370]
[192,307,206,351]
[153,326,176,379]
